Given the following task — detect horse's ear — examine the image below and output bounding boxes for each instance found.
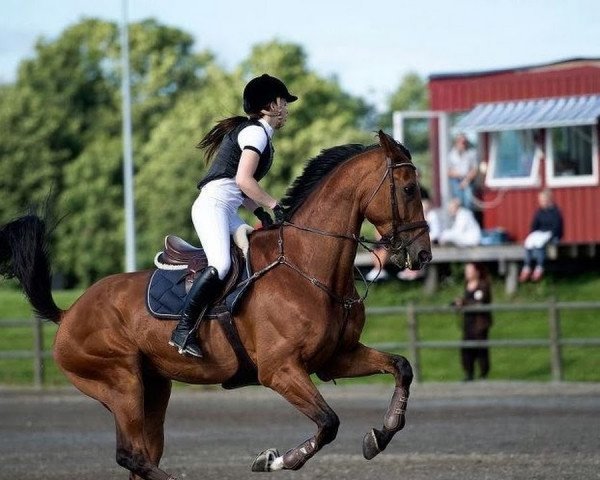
[378,130,398,158]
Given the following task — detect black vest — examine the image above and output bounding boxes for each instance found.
[197,119,273,190]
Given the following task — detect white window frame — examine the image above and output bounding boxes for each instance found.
[486,130,541,188]
[393,110,450,204]
[545,125,599,188]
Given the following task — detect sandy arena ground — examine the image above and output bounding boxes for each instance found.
[1,381,599,480]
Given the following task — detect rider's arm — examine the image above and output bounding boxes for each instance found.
[236,149,277,209]
[241,195,259,212]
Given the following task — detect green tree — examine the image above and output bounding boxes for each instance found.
[0,20,118,220]
[0,18,212,285]
[125,19,212,139]
[383,72,428,117]
[55,137,125,285]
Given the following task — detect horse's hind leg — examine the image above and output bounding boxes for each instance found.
[316,343,413,460]
[141,370,172,467]
[252,362,340,472]
[113,376,177,480]
[62,366,175,480]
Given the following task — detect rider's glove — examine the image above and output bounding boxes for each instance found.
[254,207,273,228]
[273,204,285,223]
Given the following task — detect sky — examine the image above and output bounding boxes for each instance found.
[1,0,599,110]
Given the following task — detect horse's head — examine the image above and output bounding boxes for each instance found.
[363,131,432,270]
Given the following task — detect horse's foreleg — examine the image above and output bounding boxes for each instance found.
[252,363,340,472]
[317,343,413,460]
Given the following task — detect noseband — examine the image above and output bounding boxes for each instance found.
[365,158,429,252]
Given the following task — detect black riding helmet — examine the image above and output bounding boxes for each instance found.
[243,74,298,115]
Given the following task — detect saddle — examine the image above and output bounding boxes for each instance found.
[154,235,244,302]
[147,234,258,389]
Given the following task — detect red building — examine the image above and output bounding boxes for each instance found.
[396,58,600,244]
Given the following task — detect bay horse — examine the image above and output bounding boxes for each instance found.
[0,130,431,479]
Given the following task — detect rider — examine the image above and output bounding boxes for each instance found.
[169,73,298,358]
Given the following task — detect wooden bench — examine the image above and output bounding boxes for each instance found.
[355,242,596,295]
[425,244,525,295]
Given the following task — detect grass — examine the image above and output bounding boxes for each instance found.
[1,268,600,386]
[336,267,600,385]
[0,285,79,386]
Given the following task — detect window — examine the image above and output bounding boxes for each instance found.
[486,130,541,187]
[546,125,598,187]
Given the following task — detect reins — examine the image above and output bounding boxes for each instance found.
[237,158,429,311]
[234,222,367,310]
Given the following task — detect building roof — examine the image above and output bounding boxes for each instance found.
[455,94,600,132]
[429,57,600,81]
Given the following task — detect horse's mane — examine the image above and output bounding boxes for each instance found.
[279,143,378,220]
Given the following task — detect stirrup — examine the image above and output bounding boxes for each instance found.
[169,322,203,357]
[168,336,203,358]
[182,341,203,358]
[169,306,209,358]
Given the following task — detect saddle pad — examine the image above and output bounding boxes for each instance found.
[146,269,188,319]
[146,269,258,389]
[146,258,252,320]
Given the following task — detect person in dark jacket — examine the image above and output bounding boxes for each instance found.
[453,262,493,381]
[169,74,298,358]
[519,189,563,282]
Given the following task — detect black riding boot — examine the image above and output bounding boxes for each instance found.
[169,266,222,358]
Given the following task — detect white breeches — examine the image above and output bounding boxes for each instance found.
[191,193,245,280]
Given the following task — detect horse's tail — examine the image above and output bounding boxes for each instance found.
[0,214,63,323]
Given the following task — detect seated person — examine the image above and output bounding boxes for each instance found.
[439,198,481,247]
[519,189,563,282]
[423,198,443,244]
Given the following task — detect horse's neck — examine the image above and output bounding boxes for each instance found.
[285,155,375,290]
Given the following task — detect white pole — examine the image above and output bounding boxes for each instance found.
[392,111,404,143]
[438,112,450,207]
[120,0,136,272]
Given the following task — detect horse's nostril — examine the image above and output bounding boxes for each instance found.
[418,250,432,264]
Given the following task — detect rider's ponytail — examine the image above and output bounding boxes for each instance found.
[197,116,251,165]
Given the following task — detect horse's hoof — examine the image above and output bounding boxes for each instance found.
[362,429,383,460]
[251,448,281,472]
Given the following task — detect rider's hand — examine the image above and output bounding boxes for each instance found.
[273,204,285,223]
[254,207,273,228]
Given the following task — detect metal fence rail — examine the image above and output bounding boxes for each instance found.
[2,300,600,387]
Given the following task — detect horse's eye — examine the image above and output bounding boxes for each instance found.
[404,184,416,196]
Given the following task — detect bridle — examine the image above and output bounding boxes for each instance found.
[240,155,430,309]
[363,157,429,253]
